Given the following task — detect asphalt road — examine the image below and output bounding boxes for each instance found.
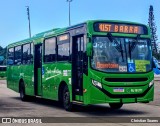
[0,79,160,126]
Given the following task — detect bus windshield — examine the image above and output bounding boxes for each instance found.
[91,36,152,73]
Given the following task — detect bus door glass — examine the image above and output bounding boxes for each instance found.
[72,35,84,99]
[34,44,42,96]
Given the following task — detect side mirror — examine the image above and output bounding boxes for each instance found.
[152,59,156,68]
[86,43,92,56]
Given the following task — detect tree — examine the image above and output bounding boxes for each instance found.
[0,46,3,51]
[148,5,158,53]
[0,46,7,65]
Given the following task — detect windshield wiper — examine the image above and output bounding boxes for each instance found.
[129,41,132,60]
[128,34,140,60]
[107,33,124,62]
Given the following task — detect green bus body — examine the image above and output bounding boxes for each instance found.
[7,20,154,110]
[0,66,7,78]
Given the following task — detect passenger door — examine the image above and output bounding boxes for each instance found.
[72,35,85,100]
[34,44,42,96]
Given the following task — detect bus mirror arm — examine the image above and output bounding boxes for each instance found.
[86,43,93,57]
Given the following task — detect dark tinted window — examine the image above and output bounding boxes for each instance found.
[31,43,33,63]
[0,67,6,71]
[57,43,70,61]
[44,37,56,62]
[15,46,22,65]
[8,48,14,65]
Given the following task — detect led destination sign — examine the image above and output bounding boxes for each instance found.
[58,34,69,41]
[94,23,147,34]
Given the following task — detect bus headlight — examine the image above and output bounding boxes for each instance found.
[149,80,154,87]
[92,80,102,88]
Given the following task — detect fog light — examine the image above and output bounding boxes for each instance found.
[92,80,102,88]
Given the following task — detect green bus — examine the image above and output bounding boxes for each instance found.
[7,20,154,111]
[0,65,7,78]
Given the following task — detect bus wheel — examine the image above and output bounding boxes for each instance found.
[109,103,123,109]
[63,85,73,111]
[20,82,27,101]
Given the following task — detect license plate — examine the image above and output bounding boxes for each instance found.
[113,88,124,92]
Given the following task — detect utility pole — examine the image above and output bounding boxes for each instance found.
[26,6,31,38]
[66,0,73,26]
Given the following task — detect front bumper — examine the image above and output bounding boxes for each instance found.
[88,84,154,104]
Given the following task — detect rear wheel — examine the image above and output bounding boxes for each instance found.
[19,81,27,101]
[109,103,123,109]
[63,85,73,111]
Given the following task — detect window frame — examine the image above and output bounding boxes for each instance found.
[44,36,57,63]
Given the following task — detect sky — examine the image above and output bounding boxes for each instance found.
[0,0,159,47]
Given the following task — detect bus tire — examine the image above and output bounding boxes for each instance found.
[63,85,73,111]
[19,81,27,101]
[109,103,123,109]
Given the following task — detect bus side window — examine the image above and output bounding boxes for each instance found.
[15,46,22,65]
[30,43,33,64]
[44,37,56,62]
[57,43,70,61]
[23,43,31,64]
[7,48,14,65]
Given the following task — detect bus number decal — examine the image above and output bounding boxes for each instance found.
[119,66,127,72]
[63,70,68,76]
[63,70,71,76]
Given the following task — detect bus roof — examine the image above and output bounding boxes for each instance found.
[7,20,149,48]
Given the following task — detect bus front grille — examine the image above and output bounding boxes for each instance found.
[105,78,148,82]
